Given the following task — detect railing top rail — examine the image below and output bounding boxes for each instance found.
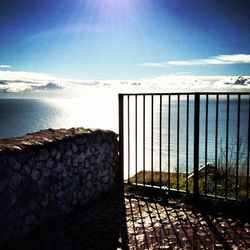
[119,92,250,96]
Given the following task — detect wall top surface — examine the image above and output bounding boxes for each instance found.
[0,128,117,151]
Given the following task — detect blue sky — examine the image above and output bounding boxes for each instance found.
[1,0,250,80]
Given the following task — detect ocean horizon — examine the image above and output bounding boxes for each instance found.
[1,96,249,177]
[0,97,118,139]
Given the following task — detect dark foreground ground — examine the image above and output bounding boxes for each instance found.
[3,188,250,250]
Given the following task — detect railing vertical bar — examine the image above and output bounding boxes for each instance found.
[177,94,180,191]
[215,94,219,197]
[193,93,200,198]
[225,94,229,199]
[118,94,124,187]
[247,95,250,198]
[236,94,241,200]
[159,95,162,188]
[151,95,154,186]
[143,95,146,186]
[186,94,189,193]
[205,94,208,195]
[127,95,130,183]
[168,95,171,191]
[135,95,138,185]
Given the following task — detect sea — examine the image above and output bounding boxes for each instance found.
[0,97,118,139]
[0,97,249,176]
[123,95,250,177]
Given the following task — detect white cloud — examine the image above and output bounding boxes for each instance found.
[136,75,250,92]
[0,69,250,97]
[141,54,250,67]
[0,70,54,82]
[0,70,64,94]
[30,82,63,91]
[0,65,11,69]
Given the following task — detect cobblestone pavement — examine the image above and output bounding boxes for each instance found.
[4,190,250,250]
[125,194,250,249]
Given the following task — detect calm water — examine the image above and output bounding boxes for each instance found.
[123,96,250,176]
[0,98,117,139]
[0,97,249,177]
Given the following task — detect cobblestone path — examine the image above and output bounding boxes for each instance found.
[4,191,250,250]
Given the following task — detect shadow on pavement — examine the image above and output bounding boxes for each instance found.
[4,188,128,250]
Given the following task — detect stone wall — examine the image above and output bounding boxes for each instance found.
[0,128,119,245]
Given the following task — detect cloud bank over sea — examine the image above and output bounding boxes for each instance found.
[0,70,250,98]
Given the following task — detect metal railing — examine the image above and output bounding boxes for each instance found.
[119,92,250,201]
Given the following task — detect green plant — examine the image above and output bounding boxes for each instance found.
[129,138,249,201]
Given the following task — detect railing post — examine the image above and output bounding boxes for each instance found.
[193,93,200,198]
[118,94,124,189]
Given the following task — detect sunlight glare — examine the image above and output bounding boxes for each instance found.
[47,94,117,132]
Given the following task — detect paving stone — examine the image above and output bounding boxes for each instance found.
[7,190,248,250]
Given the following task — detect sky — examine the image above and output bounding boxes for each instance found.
[0,0,250,96]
